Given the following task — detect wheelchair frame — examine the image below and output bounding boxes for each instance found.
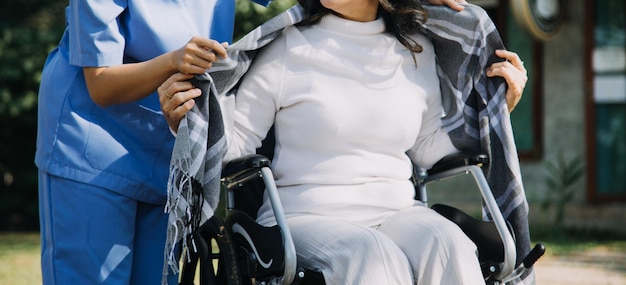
[416,154,517,283]
[225,163,298,285]
[179,152,544,285]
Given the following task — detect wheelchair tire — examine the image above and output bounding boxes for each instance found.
[179,215,242,285]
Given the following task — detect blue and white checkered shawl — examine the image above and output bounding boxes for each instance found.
[164,3,533,284]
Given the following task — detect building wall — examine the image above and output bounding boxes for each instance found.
[520,0,587,204]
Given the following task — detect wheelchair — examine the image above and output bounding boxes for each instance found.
[178,139,545,285]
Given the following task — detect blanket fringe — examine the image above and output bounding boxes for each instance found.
[162,163,204,285]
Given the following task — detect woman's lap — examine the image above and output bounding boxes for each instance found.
[287,215,413,284]
[287,205,484,285]
[378,206,484,284]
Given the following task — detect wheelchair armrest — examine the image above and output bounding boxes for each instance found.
[419,151,518,280]
[428,152,489,176]
[221,154,271,189]
[222,154,271,179]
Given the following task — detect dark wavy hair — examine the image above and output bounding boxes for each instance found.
[296,0,428,63]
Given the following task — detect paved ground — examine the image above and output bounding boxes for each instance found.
[534,245,626,285]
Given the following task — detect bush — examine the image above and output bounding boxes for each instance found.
[0,0,65,231]
[234,0,297,40]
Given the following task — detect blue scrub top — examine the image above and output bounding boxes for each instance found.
[35,0,267,204]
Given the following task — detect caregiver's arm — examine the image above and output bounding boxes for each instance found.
[84,37,227,107]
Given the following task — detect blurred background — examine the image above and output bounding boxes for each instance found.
[0,0,624,284]
[426,0,626,240]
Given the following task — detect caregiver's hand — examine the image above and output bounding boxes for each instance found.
[170,37,228,75]
[425,0,467,11]
[487,49,528,113]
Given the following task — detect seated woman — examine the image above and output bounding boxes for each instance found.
[159,0,527,284]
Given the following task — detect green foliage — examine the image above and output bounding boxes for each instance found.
[540,152,585,228]
[0,0,65,118]
[234,0,297,41]
[0,0,66,231]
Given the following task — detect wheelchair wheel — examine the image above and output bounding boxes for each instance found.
[179,215,242,285]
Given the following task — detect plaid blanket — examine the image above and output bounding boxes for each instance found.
[163,3,533,284]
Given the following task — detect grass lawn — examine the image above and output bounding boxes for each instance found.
[0,233,41,285]
[532,225,626,255]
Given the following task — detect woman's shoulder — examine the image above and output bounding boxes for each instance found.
[410,32,436,57]
[253,24,311,65]
[253,28,290,65]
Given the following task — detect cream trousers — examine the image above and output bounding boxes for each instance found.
[287,205,485,285]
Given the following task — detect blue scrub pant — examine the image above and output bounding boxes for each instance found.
[38,171,178,285]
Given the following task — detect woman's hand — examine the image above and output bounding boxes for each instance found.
[170,37,228,75]
[158,73,203,133]
[425,0,467,11]
[159,39,229,133]
[487,49,528,112]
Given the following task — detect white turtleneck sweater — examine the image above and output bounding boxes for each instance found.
[223,14,459,226]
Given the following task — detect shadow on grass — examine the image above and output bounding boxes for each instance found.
[532,225,626,253]
[531,225,626,276]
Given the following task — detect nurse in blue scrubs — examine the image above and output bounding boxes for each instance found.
[33,0,267,284]
[34,0,468,284]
